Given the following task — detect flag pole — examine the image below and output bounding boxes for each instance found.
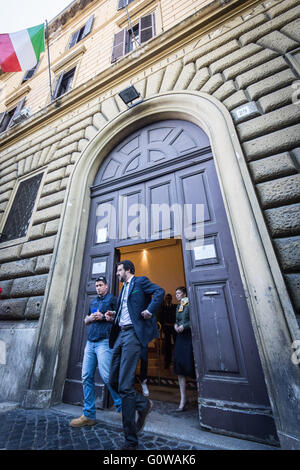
[45,19,54,101]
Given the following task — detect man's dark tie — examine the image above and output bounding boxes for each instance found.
[115,281,128,324]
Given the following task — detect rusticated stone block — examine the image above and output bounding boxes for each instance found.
[44,219,60,236]
[267,0,299,19]
[258,85,293,113]
[195,39,240,70]
[32,204,63,225]
[85,125,98,141]
[257,31,299,54]
[200,74,223,94]
[93,112,108,130]
[174,63,196,90]
[183,15,266,65]
[69,117,93,134]
[160,61,183,93]
[224,49,278,81]
[281,18,300,43]
[248,152,297,183]
[256,174,300,209]
[145,69,164,97]
[10,274,48,298]
[188,68,210,91]
[236,57,288,89]
[0,279,13,298]
[247,69,296,101]
[285,273,300,313]
[273,236,300,272]
[44,168,66,184]
[213,80,236,101]
[237,104,300,141]
[25,296,44,320]
[101,97,120,121]
[264,203,300,237]
[210,43,262,75]
[47,155,72,174]
[0,258,37,280]
[41,181,61,197]
[37,190,66,211]
[223,90,248,111]
[0,244,22,264]
[243,124,300,160]
[57,129,85,149]
[21,236,56,258]
[0,298,28,320]
[239,5,300,45]
[35,254,52,274]
[28,224,45,241]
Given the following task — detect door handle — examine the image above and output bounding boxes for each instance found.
[203,291,219,296]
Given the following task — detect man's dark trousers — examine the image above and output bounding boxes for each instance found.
[110,326,149,447]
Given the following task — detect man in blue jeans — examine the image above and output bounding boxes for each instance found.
[70,276,122,427]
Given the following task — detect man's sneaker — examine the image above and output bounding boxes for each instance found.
[70,415,97,427]
[136,400,153,433]
[141,379,149,397]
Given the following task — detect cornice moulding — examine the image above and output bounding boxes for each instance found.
[52,44,87,74]
[4,85,31,107]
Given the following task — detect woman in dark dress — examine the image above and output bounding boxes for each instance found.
[173,286,195,412]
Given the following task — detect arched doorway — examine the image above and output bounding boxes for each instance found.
[63,119,278,444]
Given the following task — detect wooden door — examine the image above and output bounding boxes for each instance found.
[63,120,278,444]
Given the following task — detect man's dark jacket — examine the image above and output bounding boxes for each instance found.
[109,276,165,349]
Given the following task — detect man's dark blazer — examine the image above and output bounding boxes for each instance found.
[109,276,165,349]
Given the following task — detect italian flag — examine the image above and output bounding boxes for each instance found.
[0,24,45,72]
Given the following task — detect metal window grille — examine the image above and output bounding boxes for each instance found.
[0,173,43,243]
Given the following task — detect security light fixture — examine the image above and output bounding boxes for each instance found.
[118,85,143,108]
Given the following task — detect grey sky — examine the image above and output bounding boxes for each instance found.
[0,0,75,33]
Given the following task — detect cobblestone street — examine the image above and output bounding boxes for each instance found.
[0,408,211,451]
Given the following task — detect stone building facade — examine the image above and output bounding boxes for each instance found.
[0,0,299,449]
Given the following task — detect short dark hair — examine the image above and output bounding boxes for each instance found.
[96,276,107,284]
[117,260,135,274]
[176,286,187,296]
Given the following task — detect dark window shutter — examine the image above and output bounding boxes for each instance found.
[139,13,155,44]
[82,15,94,38]
[22,61,39,82]
[0,112,6,129]
[117,0,126,10]
[118,0,134,9]
[53,71,65,99]
[111,29,127,63]
[8,97,26,128]
[68,30,80,49]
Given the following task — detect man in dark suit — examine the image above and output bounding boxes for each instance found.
[106,260,165,450]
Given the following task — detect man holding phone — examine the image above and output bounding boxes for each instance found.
[70,276,122,427]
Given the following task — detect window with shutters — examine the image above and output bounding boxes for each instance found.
[22,61,40,83]
[68,15,94,49]
[0,172,43,244]
[0,98,26,134]
[53,68,76,100]
[111,12,155,63]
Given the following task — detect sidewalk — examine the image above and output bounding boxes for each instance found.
[0,401,277,451]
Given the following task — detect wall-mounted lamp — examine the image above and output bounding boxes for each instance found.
[118,85,143,108]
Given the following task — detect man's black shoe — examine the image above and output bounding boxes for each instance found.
[121,442,138,450]
[136,399,153,433]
